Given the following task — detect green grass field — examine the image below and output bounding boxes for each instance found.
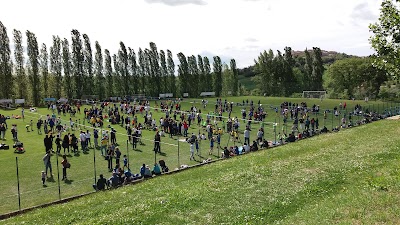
[0,96,397,217]
[1,116,400,224]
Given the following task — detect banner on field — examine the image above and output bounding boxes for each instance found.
[44,98,56,102]
[159,93,173,98]
[0,99,13,104]
[15,99,25,104]
[59,98,68,103]
[200,92,215,97]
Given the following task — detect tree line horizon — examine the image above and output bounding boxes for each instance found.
[1,20,347,105]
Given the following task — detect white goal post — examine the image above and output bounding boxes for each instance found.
[302,91,327,99]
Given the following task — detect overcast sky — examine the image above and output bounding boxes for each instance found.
[1,0,381,68]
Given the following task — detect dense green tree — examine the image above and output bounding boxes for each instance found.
[13,29,27,99]
[203,56,212,91]
[40,43,49,97]
[62,38,73,99]
[0,21,13,99]
[50,36,62,99]
[254,50,272,95]
[104,49,113,98]
[94,41,105,100]
[369,0,400,79]
[325,57,387,98]
[230,59,238,96]
[71,29,84,98]
[213,56,223,97]
[26,30,40,106]
[83,34,93,96]
[166,50,175,96]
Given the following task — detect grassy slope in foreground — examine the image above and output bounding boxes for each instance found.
[2,120,400,224]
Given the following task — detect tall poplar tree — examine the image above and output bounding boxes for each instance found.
[149,42,161,96]
[0,21,13,99]
[13,29,26,99]
[187,55,199,97]
[312,47,324,90]
[197,55,206,93]
[104,49,113,98]
[128,47,138,94]
[213,56,222,97]
[177,52,189,96]
[50,36,62,99]
[167,50,175,96]
[118,42,129,96]
[112,54,121,97]
[159,50,168,94]
[203,56,212,91]
[138,48,146,94]
[283,46,295,95]
[94,41,104,99]
[26,30,40,106]
[40,43,49,97]
[304,48,313,89]
[83,34,93,96]
[230,59,238,96]
[62,38,73,99]
[71,29,84,98]
[144,49,152,96]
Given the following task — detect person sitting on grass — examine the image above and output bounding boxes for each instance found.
[108,172,120,188]
[260,139,269,149]
[159,160,169,173]
[93,174,108,191]
[222,147,230,158]
[144,165,152,178]
[152,163,161,175]
[250,141,258,151]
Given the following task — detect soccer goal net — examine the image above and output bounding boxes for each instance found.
[302,91,327,99]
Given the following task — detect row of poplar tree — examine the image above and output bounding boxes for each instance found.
[0,21,240,106]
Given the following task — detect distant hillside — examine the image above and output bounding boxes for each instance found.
[292,50,356,65]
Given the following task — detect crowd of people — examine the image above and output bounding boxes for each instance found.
[0,98,394,191]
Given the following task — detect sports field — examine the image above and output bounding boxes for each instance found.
[1,112,400,224]
[0,96,396,215]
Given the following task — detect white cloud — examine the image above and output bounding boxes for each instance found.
[1,0,382,68]
[144,0,207,6]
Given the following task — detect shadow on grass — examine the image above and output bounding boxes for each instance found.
[64,179,74,184]
[158,152,167,156]
[133,149,143,152]
[46,176,55,182]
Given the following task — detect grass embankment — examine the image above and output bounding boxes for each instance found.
[2,119,400,224]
